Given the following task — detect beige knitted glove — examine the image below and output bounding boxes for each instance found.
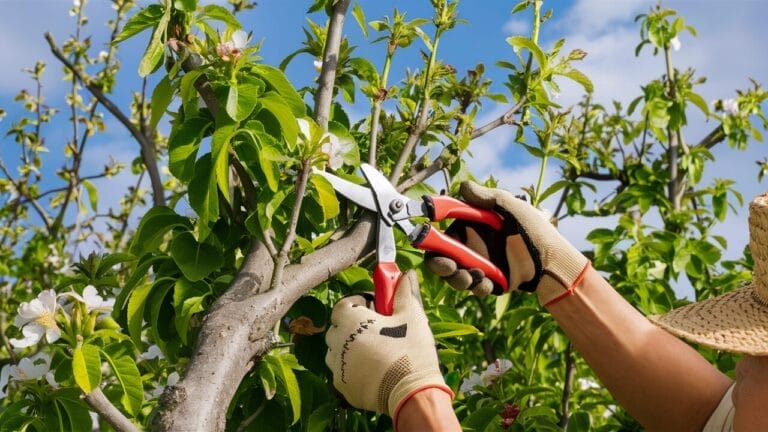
[325,270,453,422]
[426,181,590,306]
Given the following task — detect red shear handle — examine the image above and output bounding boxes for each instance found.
[373,262,401,316]
[413,225,508,291]
[425,196,503,230]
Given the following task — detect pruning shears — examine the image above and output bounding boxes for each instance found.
[316,164,508,316]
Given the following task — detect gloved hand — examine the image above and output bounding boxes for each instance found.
[426,181,590,306]
[325,270,453,424]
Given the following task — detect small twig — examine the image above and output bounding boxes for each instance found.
[470,96,527,140]
[230,154,277,257]
[270,160,311,290]
[390,99,431,183]
[83,387,141,432]
[558,343,576,430]
[396,152,450,192]
[0,313,18,364]
[0,160,52,229]
[696,124,725,150]
[314,0,352,129]
[236,401,266,432]
[45,32,165,208]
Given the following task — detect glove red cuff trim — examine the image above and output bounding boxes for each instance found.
[543,261,592,308]
[391,384,455,432]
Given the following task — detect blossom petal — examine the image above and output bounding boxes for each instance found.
[44,325,61,344]
[15,299,45,326]
[37,290,58,313]
[231,30,249,49]
[0,365,10,398]
[9,324,45,348]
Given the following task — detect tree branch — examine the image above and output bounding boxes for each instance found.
[152,217,375,431]
[470,96,527,140]
[45,32,166,208]
[83,387,141,432]
[270,159,311,290]
[396,150,451,192]
[390,99,431,183]
[696,124,725,150]
[314,0,352,129]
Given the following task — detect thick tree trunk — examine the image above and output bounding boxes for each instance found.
[151,217,374,431]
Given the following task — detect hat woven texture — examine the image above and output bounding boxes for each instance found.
[649,192,768,356]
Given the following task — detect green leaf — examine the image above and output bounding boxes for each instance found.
[258,92,298,148]
[113,4,164,44]
[252,64,306,117]
[431,321,481,339]
[211,122,237,204]
[188,154,218,236]
[179,69,207,118]
[173,278,210,344]
[72,344,102,394]
[170,231,224,282]
[56,396,92,432]
[81,179,98,212]
[537,180,569,204]
[259,357,278,400]
[226,84,239,121]
[150,75,174,130]
[265,353,302,425]
[198,4,241,28]
[351,2,368,38]
[511,0,529,14]
[507,36,547,70]
[101,343,144,416]
[174,0,196,11]
[560,68,593,93]
[461,406,498,430]
[686,91,710,116]
[130,206,191,255]
[138,5,171,77]
[349,57,379,86]
[127,281,155,347]
[309,174,340,221]
[168,116,209,181]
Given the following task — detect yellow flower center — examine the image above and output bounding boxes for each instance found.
[34,311,56,329]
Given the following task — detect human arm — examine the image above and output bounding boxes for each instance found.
[397,387,460,431]
[324,270,460,431]
[429,181,732,431]
[548,266,731,431]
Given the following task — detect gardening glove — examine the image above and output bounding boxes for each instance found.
[325,270,453,423]
[426,181,590,306]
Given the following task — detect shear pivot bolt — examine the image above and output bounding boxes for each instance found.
[389,200,404,213]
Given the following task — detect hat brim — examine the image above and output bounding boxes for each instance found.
[648,286,768,356]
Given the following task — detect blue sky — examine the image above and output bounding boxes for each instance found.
[1,0,767,296]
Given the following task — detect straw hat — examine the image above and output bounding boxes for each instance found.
[648,192,768,356]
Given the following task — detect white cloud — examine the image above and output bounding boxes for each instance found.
[556,0,650,37]
[503,18,530,36]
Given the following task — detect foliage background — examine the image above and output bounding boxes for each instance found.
[0,0,766,431]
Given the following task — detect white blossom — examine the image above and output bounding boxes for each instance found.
[65,285,114,313]
[0,352,56,398]
[480,358,512,385]
[313,58,323,72]
[139,345,165,361]
[150,371,180,399]
[459,372,482,395]
[322,134,354,170]
[577,377,600,390]
[722,98,739,116]
[669,36,681,51]
[10,290,61,348]
[216,30,249,62]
